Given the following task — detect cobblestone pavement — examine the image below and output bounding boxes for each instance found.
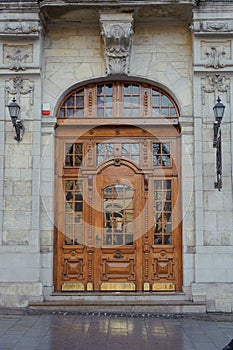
[0,311,233,350]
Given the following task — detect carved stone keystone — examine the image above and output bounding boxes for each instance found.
[100,13,134,75]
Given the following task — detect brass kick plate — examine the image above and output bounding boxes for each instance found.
[152,283,175,291]
[101,282,135,291]
[62,282,85,291]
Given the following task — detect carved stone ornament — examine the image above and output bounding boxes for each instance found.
[4,22,40,35]
[192,21,231,33]
[201,74,230,105]
[205,46,226,69]
[100,13,134,75]
[4,45,33,71]
[5,76,34,106]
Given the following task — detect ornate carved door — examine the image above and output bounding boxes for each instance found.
[54,80,182,293]
[93,163,144,291]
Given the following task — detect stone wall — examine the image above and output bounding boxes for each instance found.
[192,1,233,311]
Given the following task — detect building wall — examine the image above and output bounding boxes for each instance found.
[0,1,232,311]
[192,2,233,312]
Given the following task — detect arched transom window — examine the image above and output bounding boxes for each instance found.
[57,82,179,123]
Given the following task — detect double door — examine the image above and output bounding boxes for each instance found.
[54,129,182,292]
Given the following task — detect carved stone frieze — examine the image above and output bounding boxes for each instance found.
[5,76,34,106]
[192,21,231,33]
[4,22,40,35]
[4,44,33,71]
[201,74,230,105]
[100,13,134,75]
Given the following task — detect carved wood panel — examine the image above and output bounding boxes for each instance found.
[152,246,175,281]
[62,247,86,281]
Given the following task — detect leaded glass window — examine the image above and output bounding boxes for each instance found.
[65,180,83,245]
[154,180,172,245]
[153,143,171,166]
[65,143,83,167]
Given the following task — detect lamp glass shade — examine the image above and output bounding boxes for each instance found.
[8,98,20,119]
[213,97,225,123]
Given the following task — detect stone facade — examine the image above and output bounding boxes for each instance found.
[0,0,232,312]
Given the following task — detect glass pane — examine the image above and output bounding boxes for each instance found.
[97,85,104,95]
[65,180,83,245]
[132,85,139,94]
[76,96,84,107]
[106,84,112,94]
[132,96,139,105]
[67,109,74,117]
[106,144,114,155]
[65,143,82,167]
[66,96,74,107]
[124,96,131,105]
[154,179,173,245]
[103,184,134,246]
[97,96,104,106]
[122,144,130,154]
[97,108,104,117]
[124,84,131,94]
[59,109,65,117]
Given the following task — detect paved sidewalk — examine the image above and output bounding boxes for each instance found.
[0,311,233,350]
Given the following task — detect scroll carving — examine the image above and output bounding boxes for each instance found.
[201,74,230,105]
[100,13,134,75]
[5,76,34,106]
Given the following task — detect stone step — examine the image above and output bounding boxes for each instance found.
[29,293,206,314]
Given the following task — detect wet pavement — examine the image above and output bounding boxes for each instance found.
[0,310,233,350]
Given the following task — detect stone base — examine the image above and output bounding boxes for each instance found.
[192,283,233,312]
[0,282,43,307]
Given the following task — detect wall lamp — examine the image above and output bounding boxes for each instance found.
[213,97,225,191]
[8,98,25,142]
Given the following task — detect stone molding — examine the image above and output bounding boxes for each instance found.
[100,13,134,75]
[192,21,232,33]
[0,21,40,36]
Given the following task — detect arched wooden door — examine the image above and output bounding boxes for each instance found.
[54,81,182,292]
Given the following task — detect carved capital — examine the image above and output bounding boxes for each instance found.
[100,13,134,75]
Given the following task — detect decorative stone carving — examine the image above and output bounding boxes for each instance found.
[201,40,231,69]
[100,13,134,75]
[205,46,226,69]
[201,74,230,105]
[4,45,33,71]
[192,21,230,33]
[4,22,40,35]
[5,76,34,106]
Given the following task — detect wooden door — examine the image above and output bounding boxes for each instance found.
[54,125,182,292]
[93,164,144,291]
